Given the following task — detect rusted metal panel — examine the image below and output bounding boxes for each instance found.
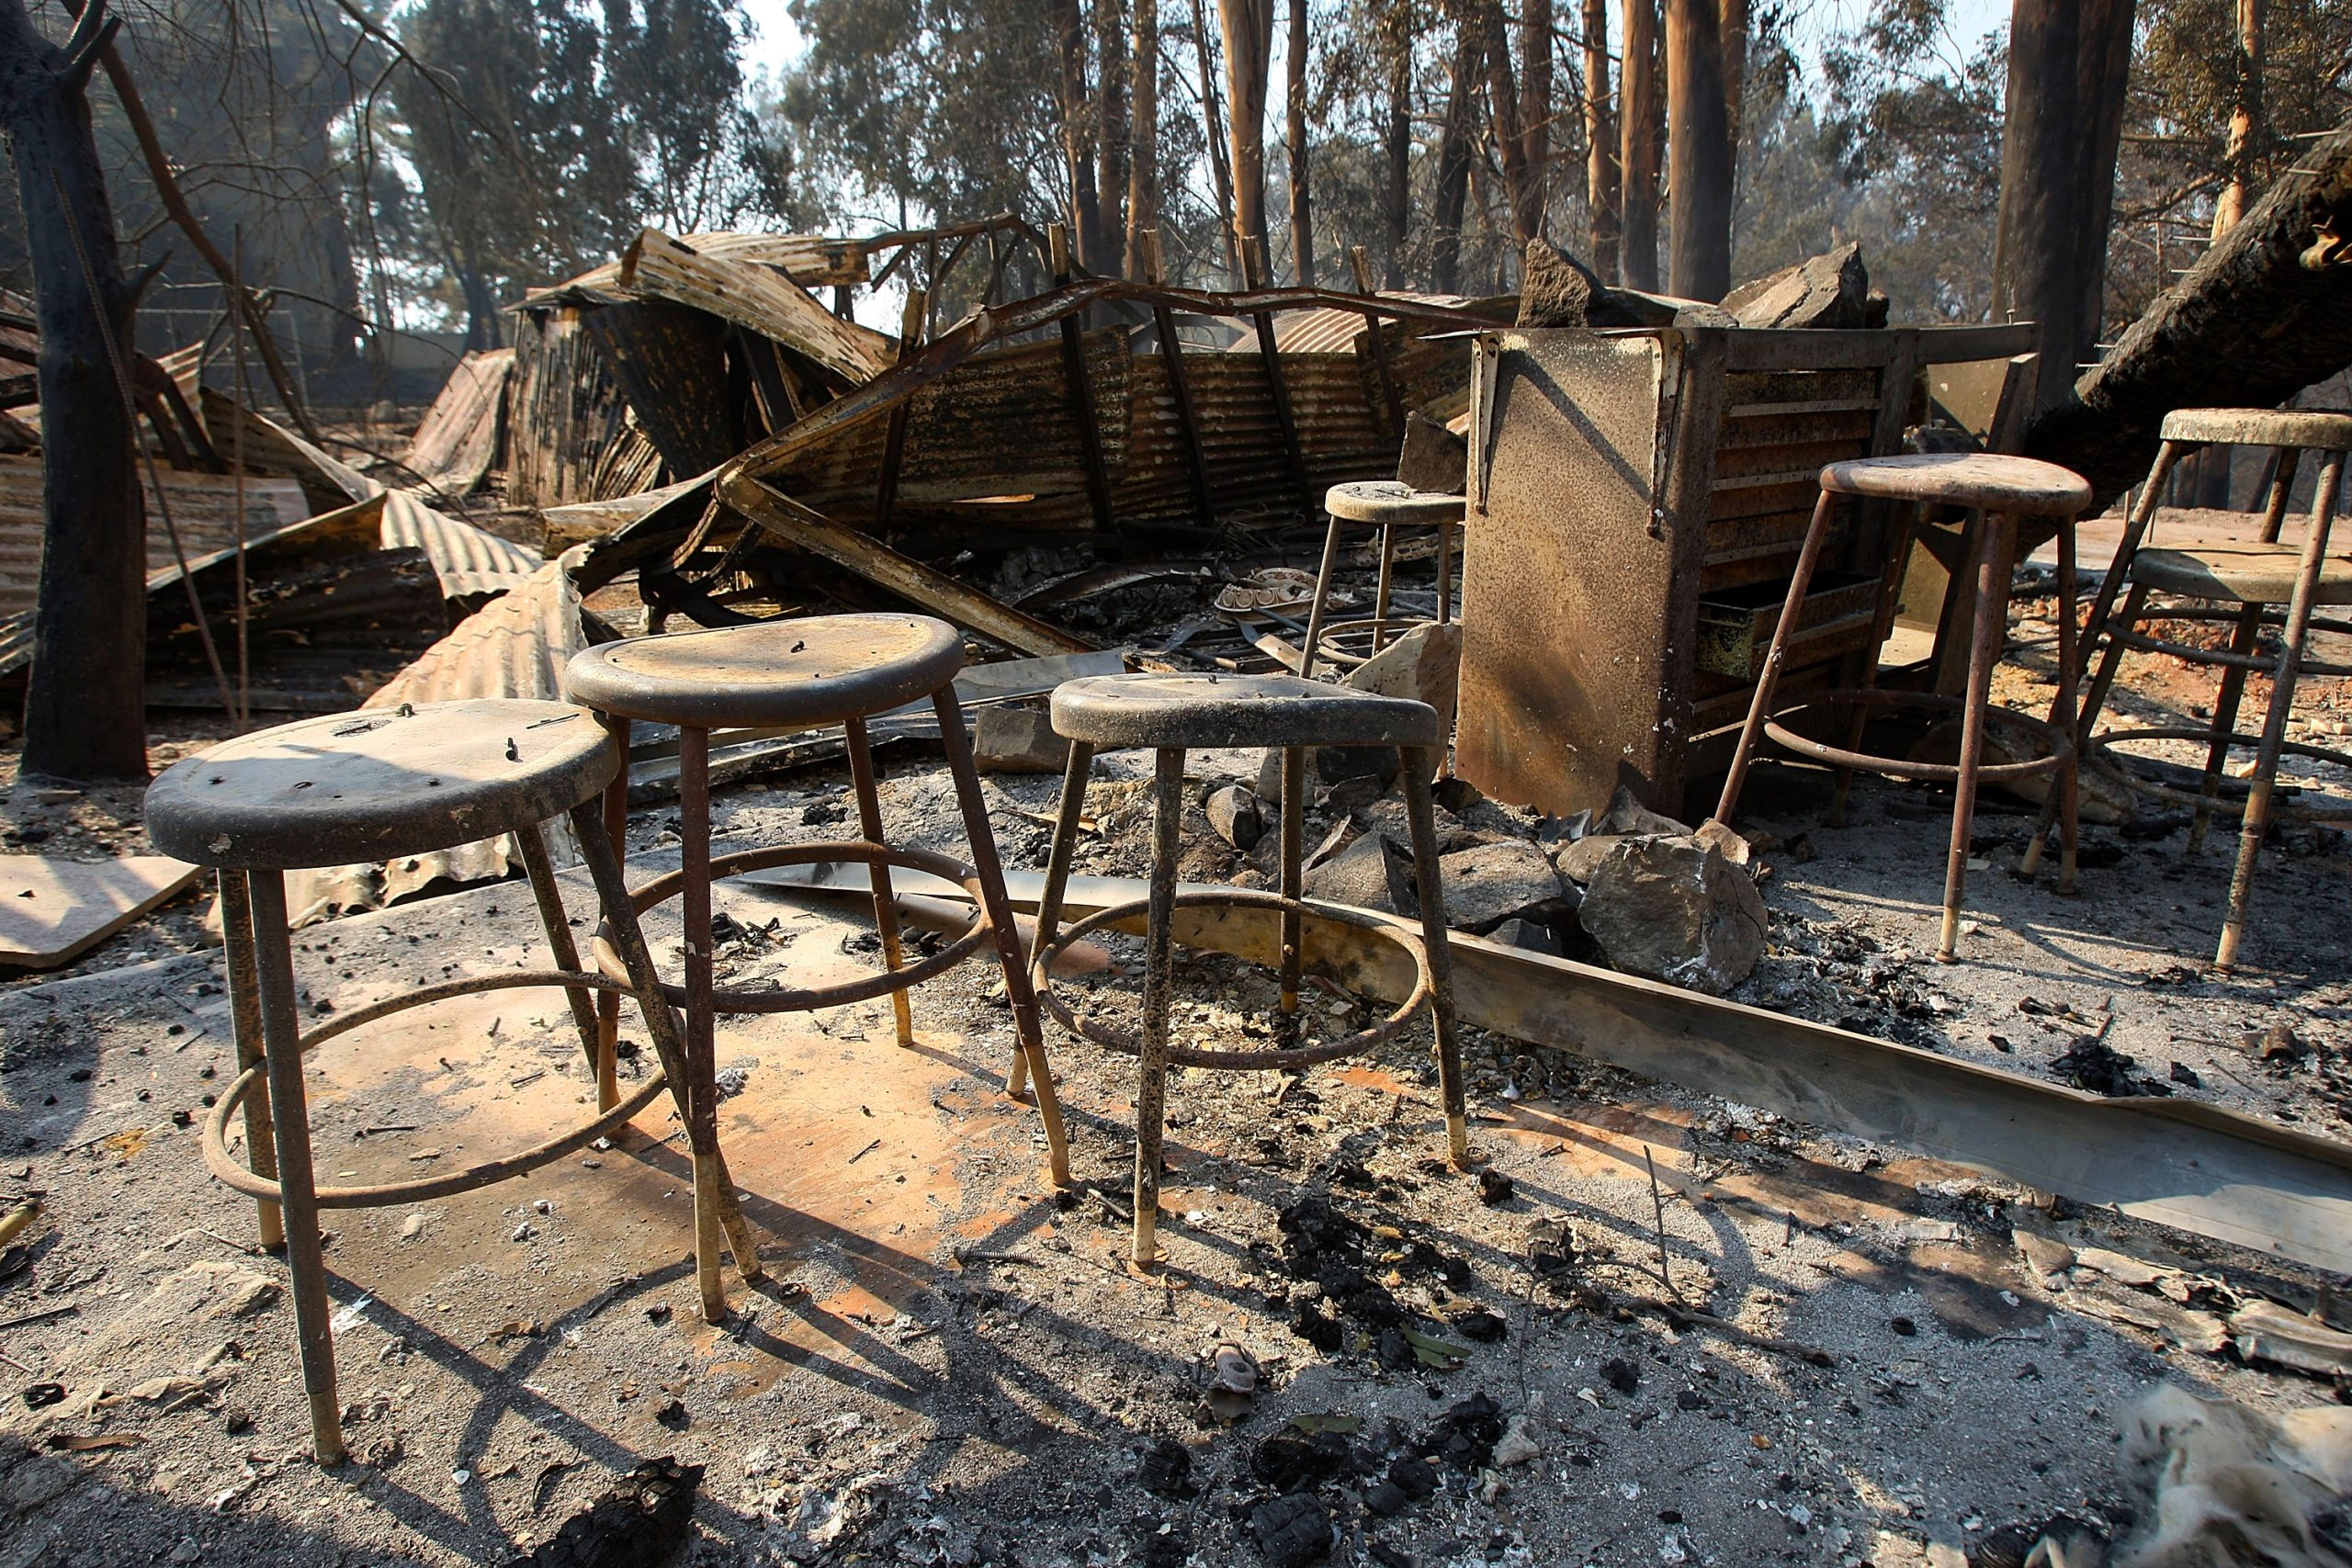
[0,455,310,619]
[506,308,638,510]
[519,231,873,308]
[399,347,512,499]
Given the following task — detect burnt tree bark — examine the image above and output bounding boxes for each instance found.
[1719,0,1746,158]
[1480,2,1532,246]
[1664,0,1731,300]
[1990,0,2135,416]
[1096,0,1131,271]
[1221,0,1275,270]
[1124,0,1159,278]
[1285,0,1313,284]
[1583,0,1621,281]
[0,0,146,782]
[1517,0,1553,243]
[2027,115,2352,510]
[1619,0,1660,289]
[1056,0,1103,272]
[1383,1,1411,286]
[2213,0,2265,239]
[1188,0,1241,279]
[1432,17,1480,293]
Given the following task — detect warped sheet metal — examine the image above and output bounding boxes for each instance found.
[619,228,894,384]
[518,230,873,308]
[399,347,512,499]
[0,454,309,618]
[282,552,594,923]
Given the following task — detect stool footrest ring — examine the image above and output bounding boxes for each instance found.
[2085,729,2352,821]
[1761,688,2075,784]
[1031,888,1434,1070]
[201,968,670,1209]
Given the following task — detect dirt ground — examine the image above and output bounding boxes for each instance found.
[5,570,2352,1568]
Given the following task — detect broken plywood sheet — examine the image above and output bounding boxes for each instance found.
[0,456,310,619]
[619,228,894,384]
[0,854,202,969]
[398,347,512,499]
[282,551,594,923]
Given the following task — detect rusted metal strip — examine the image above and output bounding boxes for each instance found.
[1050,224,1118,531]
[785,861,2352,1276]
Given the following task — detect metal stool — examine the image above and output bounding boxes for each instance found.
[145,698,737,1465]
[1023,672,1467,1267]
[561,615,1072,1263]
[2020,408,2352,971]
[1716,453,2093,963]
[1298,480,1466,676]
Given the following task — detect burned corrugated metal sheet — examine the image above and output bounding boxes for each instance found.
[1263,291,1482,354]
[399,347,512,498]
[517,230,873,310]
[505,307,639,510]
[0,455,310,618]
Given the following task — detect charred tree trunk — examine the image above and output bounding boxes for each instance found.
[2213,0,2265,239]
[1518,0,1553,244]
[2026,115,2352,511]
[1222,0,1275,272]
[1056,0,1103,273]
[1990,0,2135,415]
[0,0,146,781]
[1664,0,1731,300]
[1383,2,1411,286]
[1189,0,1241,280]
[1124,0,1159,278]
[1285,0,1313,284]
[1433,18,1479,294]
[1719,0,1746,163]
[1583,0,1622,282]
[1481,3,1532,246]
[1619,0,1659,289]
[457,257,501,351]
[1096,0,1130,272]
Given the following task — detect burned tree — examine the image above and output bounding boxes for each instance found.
[1665,0,1731,299]
[1619,0,1660,289]
[0,0,146,781]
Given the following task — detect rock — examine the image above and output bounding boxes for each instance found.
[1352,795,1471,852]
[1722,242,1871,329]
[1136,1438,1195,1499]
[1476,1168,1515,1205]
[1437,840,1575,933]
[1250,1492,1333,1568]
[972,705,1072,774]
[1490,1414,1542,1468]
[1489,917,1564,955]
[1518,238,1652,328]
[1255,741,1401,801]
[1600,1357,1640,1394]
[1204,784,1264,852]
[1577,835,1769,994]
[1395,409,1468,494]
[1342,622,1463,732]
[1594,784,1691,838]
[1303,833,1414,915]
[1552,832,1630,886]
[1692,817,1754,870]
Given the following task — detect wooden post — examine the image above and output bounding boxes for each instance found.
[1350,245,1405,437]
[0,0,147,782]
[1665,0,1732,301]
[1051,223,1117,531]
[1619,0,1661,290]
[1244,236,1315,521]
[873,288,926,539]
[1147,231,1217,531]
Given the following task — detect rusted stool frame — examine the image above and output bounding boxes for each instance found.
[589,692,1073,1233]
[1024,737,1467,1267]
[207,802,756,1466]
[2023,438,2348,969]
[1717,482,2084,963]
[1299,513,1462,677]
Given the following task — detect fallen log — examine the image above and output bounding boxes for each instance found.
[2027,115,2352,509]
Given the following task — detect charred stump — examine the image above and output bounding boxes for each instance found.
[0,0,146,781]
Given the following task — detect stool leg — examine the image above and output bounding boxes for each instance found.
[2219,452,2343,971]
[1279,746,1305,1017]
[567,800,763,1284]
[1374,522,1397,652]
[678,727,729,1322]
[1939,513,2015,963]
[2025,581,2149,878]
[1133,747,1186,1266]
[2190,604,2264,854]
[1436,518,1454,625]
[1299,511,1347,678]
[1716,490,1837,825]
[935,688,1072,1186]
[243,870,345,1466]
[513,823,604,1082]
[1017,739,1098,1101]
[2053,513,2082,892]
[1402,746,1470,1167]
[847,715,916,1050]
[217,870,283,1250]
[593,717,629,1112]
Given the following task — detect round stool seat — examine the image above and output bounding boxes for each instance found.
[1324,479,1468,525]
[563,614,964,729]
[1821,453,2092,515]
[2131,539,2352,605]
[2160,407,2352,451]
[146,699,616,871]
[1051,672,1442,750]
